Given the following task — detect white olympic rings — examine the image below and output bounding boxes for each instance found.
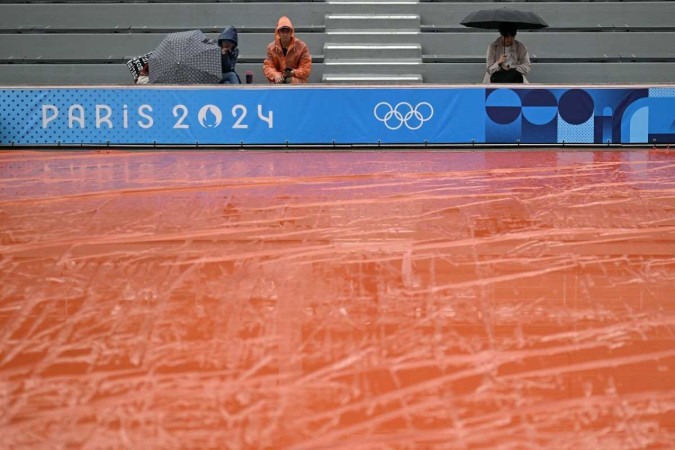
[373,101,434,130]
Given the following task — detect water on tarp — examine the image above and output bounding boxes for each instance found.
[0,149,674,448]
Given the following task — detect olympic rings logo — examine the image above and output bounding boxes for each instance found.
[373,102,434,130]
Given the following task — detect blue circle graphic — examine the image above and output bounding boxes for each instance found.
[558,89,594,125]
[522,90,558,125]
[485,89,521,124]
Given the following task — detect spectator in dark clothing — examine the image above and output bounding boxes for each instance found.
[218,26,241,84]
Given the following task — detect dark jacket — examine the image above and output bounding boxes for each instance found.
[218,26,239,74]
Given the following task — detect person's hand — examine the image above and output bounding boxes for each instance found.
[498,54,508,66]
[274,74,285,84]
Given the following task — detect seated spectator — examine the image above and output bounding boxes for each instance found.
[218,26,241,84]
[126,52,152,84]
[483,24,531,84]
[136,63,150,85]
[263,16,311,84]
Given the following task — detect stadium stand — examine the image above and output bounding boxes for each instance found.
[0,0,673,85]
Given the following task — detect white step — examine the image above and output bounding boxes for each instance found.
[326,30,419,36]
[322,73,424,84]
[324,43,421,60]
[324,58,422,67]
[325,14,421,31]
[328,1,419,4]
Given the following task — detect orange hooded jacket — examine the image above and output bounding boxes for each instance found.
[262,16,312,84]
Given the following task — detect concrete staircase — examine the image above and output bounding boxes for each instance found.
[322,0,423,84]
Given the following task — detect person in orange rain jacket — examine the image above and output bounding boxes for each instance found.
[263,16,312,84]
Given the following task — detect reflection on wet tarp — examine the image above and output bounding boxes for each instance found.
[1,150,674,448]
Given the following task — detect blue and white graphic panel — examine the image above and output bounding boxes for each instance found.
[0,86,673,145]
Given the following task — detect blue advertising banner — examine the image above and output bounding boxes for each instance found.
[0,86,673,145]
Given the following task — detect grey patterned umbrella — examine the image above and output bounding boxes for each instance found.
[149,30,220,84]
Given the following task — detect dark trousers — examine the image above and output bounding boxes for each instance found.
[490,69,524,83]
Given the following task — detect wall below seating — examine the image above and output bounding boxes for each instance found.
[1,85,673,146]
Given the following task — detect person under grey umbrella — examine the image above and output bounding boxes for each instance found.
[483,23,531,84]
[149,30,221,84]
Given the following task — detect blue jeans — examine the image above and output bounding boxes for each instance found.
[220,72,240,84]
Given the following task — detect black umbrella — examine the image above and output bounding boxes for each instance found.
[149,30,221,84]
[460,8,548,30]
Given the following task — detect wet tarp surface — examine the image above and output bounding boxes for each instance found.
[1,149,674,448]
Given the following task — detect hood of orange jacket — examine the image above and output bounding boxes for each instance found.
[275,16,296,50]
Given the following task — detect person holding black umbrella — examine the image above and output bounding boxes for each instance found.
[483,24,531,84]
[460,7,547,84]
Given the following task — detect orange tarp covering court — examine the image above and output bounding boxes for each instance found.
[1,149,674,448]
